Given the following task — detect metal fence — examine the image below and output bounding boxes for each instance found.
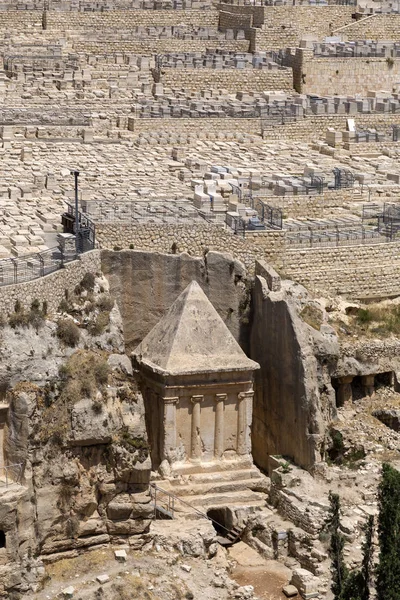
[62,202,96,253]
[80,198,206,225]
[0,204,95,288]
[0,247,72,287]
[286,225,387,248]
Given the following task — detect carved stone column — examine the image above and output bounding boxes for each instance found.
[361,375,375,398]
[191,395,203,461]
[337,376,353,407]
[214,393,226,458]
[162,396,179,463]
[237,391,253,455]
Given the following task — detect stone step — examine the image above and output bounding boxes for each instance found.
[166,468,264,486]
[167,457,253,475]
[160,477,266,497]
[175,489,267,510]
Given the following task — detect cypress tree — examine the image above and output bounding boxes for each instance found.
[376,463,400,600]
[327,492,349,599]
[360,515,374,600]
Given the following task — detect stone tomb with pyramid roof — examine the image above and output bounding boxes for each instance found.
[132,281,266,509]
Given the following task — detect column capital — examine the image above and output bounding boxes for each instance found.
[238,391,254,401]
[215,393,227,402]
[163,396,179,405]
[191,395,204,404]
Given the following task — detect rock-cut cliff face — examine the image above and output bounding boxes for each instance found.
[0,271,152,598]
[250,263,339,472]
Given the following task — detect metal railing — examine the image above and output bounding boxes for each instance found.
[286,225,386,248]
[149,483,235,537]
[0,464,24,487]
[0,247,68,287]
[0,204,95,288]
[80,199,205,225]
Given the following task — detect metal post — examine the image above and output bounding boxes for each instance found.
[71,170,80,254]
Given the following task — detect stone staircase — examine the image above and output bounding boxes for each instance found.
[152,461,269,516]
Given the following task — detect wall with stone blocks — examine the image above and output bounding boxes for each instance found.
[0,10,42,29]
[263,112,400,142]
[217,3,265,28]
[256,190,362,219]
[95,222,258,270]
[281,241,400,299]
[0,251,101,316]
[256,6,354,51]
[300,55,400,96]
[46,9,219,29]
[128,117,262,135]
[160,67,293,92]
[95,222,400,299]
[339,14,400,40]
[73,39,250,54]
[219,10,252,30]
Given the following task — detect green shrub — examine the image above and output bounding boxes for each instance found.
[58,298,70,313]
[9,311,28,329]
[357,308,372,324]
[94,360,109,385]
[80,272,95,291]
[56,319,80,347]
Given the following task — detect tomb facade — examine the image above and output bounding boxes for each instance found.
[132,280,259,474]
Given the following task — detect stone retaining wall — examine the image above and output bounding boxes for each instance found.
[339,13,400,41]
[299,51,400,96]
[0,251,101,316]
[256,6,354,51]
[255,189,365,219]
[129,112,400,143]
[219,9,252,30]
[95,222,400,299]
[282,241,400,298]
[128,116,263,135]
[160,67,293,92]
[46,8,219,29]
[264,112,400,142]
[0,10,41,30]
[73,39,250,54]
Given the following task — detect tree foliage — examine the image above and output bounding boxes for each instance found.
[327,493,374,600]
[327,492,349,599]
[376,463,400,600]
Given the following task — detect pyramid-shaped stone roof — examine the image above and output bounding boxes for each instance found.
[132,280,259,376]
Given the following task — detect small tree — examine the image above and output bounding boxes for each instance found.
[327,492,349,599]
[360,515,374,600]
[376,463,400,600]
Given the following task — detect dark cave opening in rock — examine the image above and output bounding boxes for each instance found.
[207,507,234,537]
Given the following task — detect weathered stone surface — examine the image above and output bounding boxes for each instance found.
[250,276,326,470]
[101,250,250,351]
